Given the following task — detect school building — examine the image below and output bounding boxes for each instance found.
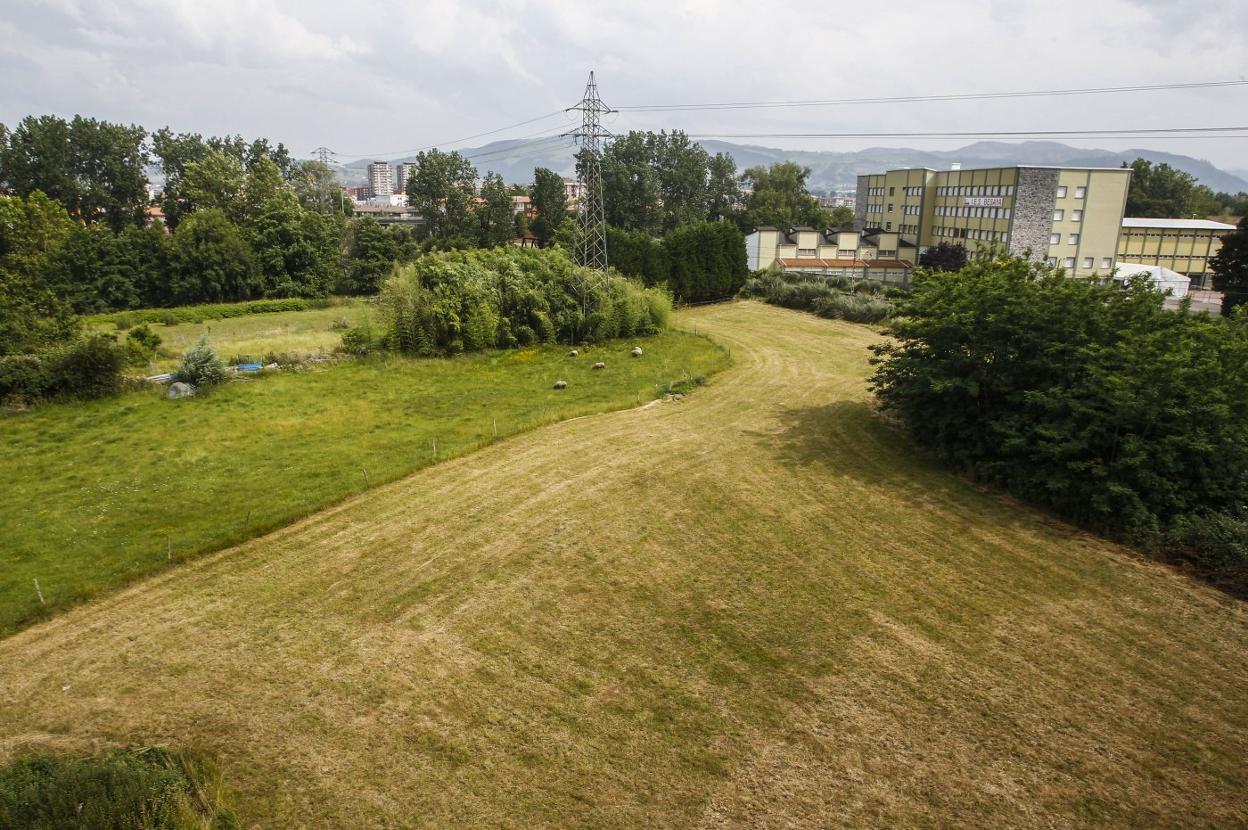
[853,164,1133,277]
[1116,217,1237,289]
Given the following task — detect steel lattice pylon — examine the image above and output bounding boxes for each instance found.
[568,71,613,276]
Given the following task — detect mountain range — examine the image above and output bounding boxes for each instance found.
[337,140,1248,195]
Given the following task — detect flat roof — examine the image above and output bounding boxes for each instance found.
[867,165,1131,175]
[1122,217,1237,231]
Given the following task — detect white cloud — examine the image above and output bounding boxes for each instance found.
[0,0,1244,168]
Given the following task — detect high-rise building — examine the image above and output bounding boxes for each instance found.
[367,161,393,198]
[395,163,416,198]
[855,165,1132,277]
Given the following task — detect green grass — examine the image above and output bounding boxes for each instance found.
[0,332,729,634]
[90,299,374,372]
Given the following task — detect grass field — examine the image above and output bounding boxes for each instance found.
[90,300,374,371]
[0,331,728,634]
[1,301,1245,828]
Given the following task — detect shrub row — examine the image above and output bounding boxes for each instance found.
[739,271,895,324]
[92,297,337,328]
[0,334,126,405]
[607,221,748,302]
[871,252,1248,589]
[377,247,671,356]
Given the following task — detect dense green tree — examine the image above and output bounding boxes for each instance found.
[42,223,140,312]
[662,221,748,301]
[0,191,77,353]
[116,223,173,307]
[246,191,341,298]
[918,241,969,272]
[531,167,568,245]
[606,227,668,285]
[290,160,351,215]
[1124,158,1220,218]
[180,149,248,224]
[153,129,293,228]
[595,132,661,234]
[872,251,1248,549]
[341,217,400,295]
[168,208,259,304]
[740,162,831,230]
[706,152,741,222]
[1211,217,1248,316]
[652,131,711,232]
[0,115,148,230]
[477,172,515,248]
[828,206,855,228]
[405,149,478,239]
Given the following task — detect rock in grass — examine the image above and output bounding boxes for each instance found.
[166,382,195,399]
[553,379,568,390]
[631,347,643,358]
[592,362,605,370]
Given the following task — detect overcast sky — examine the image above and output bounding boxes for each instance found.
[2,0,1245,170]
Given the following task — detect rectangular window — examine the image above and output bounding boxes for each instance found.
[1050,233,1061,244]
[1053,209,1064,220]
[1047,257,1058,266]
[1002,232,1009,242]
[1006,185,1015,196]
[1082,256,1094,268]
[887,203,893,211]
[1101,257,1112,268]
[1064,257,1075,268]
[1075,186,1087,198]
[1072,209,1083,221]
[797,248,816,257]
[1069,233,1080,244]
[888,186,895,196]
[1057,185,1068,197]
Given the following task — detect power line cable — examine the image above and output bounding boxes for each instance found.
[616,80,1248,113]
[682,126,1248,139]
[322,108,571,160]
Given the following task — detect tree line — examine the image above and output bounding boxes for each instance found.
[1124,157,1248,219]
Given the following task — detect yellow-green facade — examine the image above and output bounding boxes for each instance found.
[1117,219,1236,288]
[856,166,1132,277]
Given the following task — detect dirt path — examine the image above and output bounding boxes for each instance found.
[2,301,1245,829]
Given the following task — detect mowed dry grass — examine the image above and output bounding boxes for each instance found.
[2,300,1246,829]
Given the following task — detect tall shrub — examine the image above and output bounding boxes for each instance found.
[871,252,1248,553]
[378,247,668,356]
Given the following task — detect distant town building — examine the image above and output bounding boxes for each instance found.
[511,194,535,218]
[1117,217,1237,289]
[395,163,416,198]
[563,177,587,204]
[367,161,394,198]
[855,165,1133,278]
[820,192,856,210]
[745,226,914,283]
[344,185,371,203]
[352,202,421,227]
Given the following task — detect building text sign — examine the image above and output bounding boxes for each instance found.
[964,197,1004,207]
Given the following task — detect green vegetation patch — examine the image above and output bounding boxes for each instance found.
[0,330,729,634]
[0,746,236,829]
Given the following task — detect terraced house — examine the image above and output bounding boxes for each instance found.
[854,164,1133,277]
[744,226,915,282]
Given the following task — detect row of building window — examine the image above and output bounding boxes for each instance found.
[866,187,886,197]
[935,205,1012,219]
[1050,233,1082,245]
[903,204,920,215]
[1056,185,1088,198]
[1053,209,1083,221]
[1048,256,1112,269]
[865,203,884,214]
[1126,231,1218,239]
[934,226,1009,243]
[935,184,1016,197]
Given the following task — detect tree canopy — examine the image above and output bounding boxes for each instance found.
[1211,217,1248,316]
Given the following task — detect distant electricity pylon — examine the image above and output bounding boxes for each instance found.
[313,146,336,213]
[567,71,614,277]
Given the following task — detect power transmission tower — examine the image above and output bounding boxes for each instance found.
[314,146,335,213]
[567,71,614,276]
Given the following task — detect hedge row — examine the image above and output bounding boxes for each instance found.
[607,221,747,303]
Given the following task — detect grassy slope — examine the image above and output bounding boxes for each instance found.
[0,332,727,634]
[1,301,1245,829]
[90,300,374,372]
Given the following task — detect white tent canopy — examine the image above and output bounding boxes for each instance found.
[1113,262,1190,299]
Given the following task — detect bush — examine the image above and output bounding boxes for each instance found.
[1166,511,1248,572]
[340,324,377,357]
[379,247,669,356]
[0,335,126,404]
[740,271,894,324]
[0,746,237,829]
[871,251,1248,586]
[172,337,227,389]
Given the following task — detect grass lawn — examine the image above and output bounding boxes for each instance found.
[1,303,1244,828]
[89,299,375,372]
[0,331,729,634]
